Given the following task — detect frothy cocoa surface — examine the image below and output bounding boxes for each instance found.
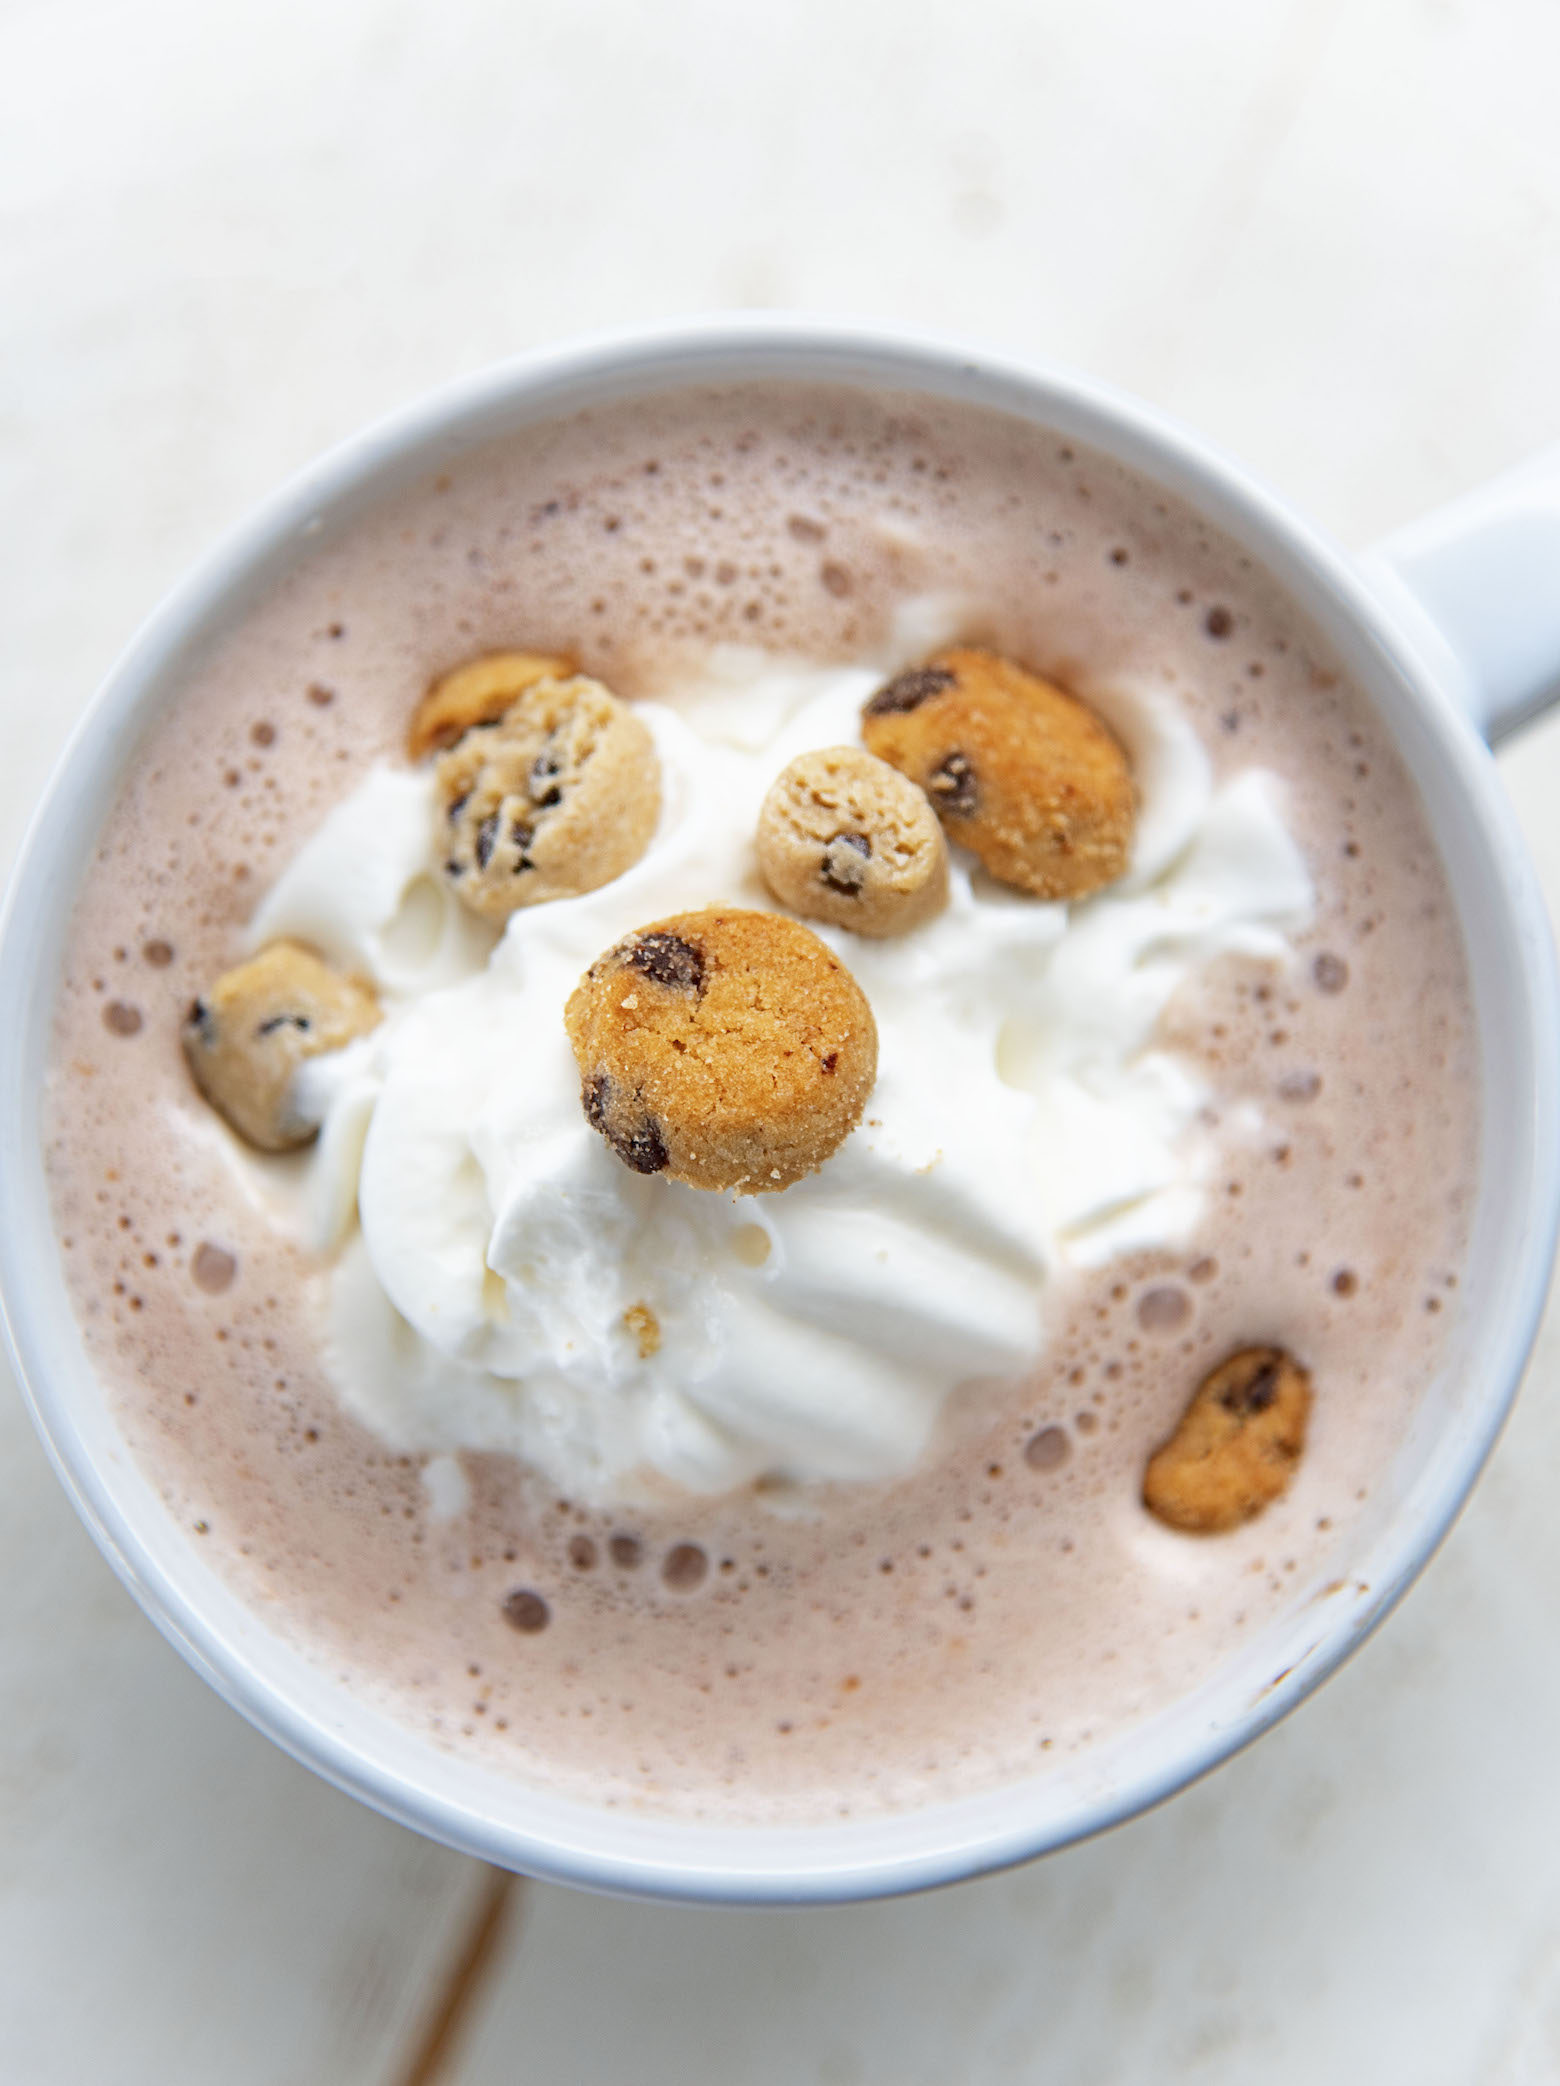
[45,386,1475,1821]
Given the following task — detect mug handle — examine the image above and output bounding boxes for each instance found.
[1360,439,1560,745]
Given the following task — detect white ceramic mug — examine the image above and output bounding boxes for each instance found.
[3,317,1558,1906]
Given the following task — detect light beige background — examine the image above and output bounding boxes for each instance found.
[5,1,1560,2079]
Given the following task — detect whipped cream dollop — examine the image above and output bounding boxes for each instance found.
[245,632,1313,1502]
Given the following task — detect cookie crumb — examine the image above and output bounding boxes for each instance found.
[623,1302,661,1358]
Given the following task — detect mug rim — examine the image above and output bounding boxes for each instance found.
[3,313,1556,1904]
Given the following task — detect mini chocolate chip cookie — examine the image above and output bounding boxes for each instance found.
[1143,1346,1311,1533]
[564,908,877,1193]
[755,746,948,937]
[436,674,660,922]
[182,940,380,1151]
[860,647,1134,900]
[408,650,575,760]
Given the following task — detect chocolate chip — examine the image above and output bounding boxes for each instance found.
[928,750,977,814]
[501,1588,550,1634]
[583,1073,612,1130]
[529,752,564,808]
[1313,952,1349,993]
[821,832,871,895]
[584,1073,669,1175]
[475,811,500,870]
[103,1001,143,1037]
[609,1533,643,1568]
[625,932,704,992]
[614,1119,668,1174]
[1205,605,1233,639]
[142,939,175,968]
[864,665,956,716]
[1218,1357,1279,1415]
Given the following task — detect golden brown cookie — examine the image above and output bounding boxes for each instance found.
[1143,1347,1311,1534]
[564,908,877,1193]
[436,674,660,922]
[860,647,1134,900]
[408,650,575,760]
[755,746,948,937]
[182,941,380,1152]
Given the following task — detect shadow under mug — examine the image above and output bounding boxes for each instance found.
[2,317,1558,1905]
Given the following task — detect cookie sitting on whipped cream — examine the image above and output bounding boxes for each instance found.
[566,909,878,1193]
[413,652,662,922]
[862,647,1135,901]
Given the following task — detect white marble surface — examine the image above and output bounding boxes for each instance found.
[6,0,1560,2077]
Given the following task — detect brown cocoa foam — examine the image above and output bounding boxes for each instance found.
[44,384,1476,1822]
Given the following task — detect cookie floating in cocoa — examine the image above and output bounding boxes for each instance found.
[565,907,877,1193]
[755,745,948,937]
[1143,1346,1311,1534]
[408,649,575,759]
[433,669,661,921]
[181,940,380,1152]
[862,646,1134,901]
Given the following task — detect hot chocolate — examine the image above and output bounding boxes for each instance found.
[44,384,1476,1822]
